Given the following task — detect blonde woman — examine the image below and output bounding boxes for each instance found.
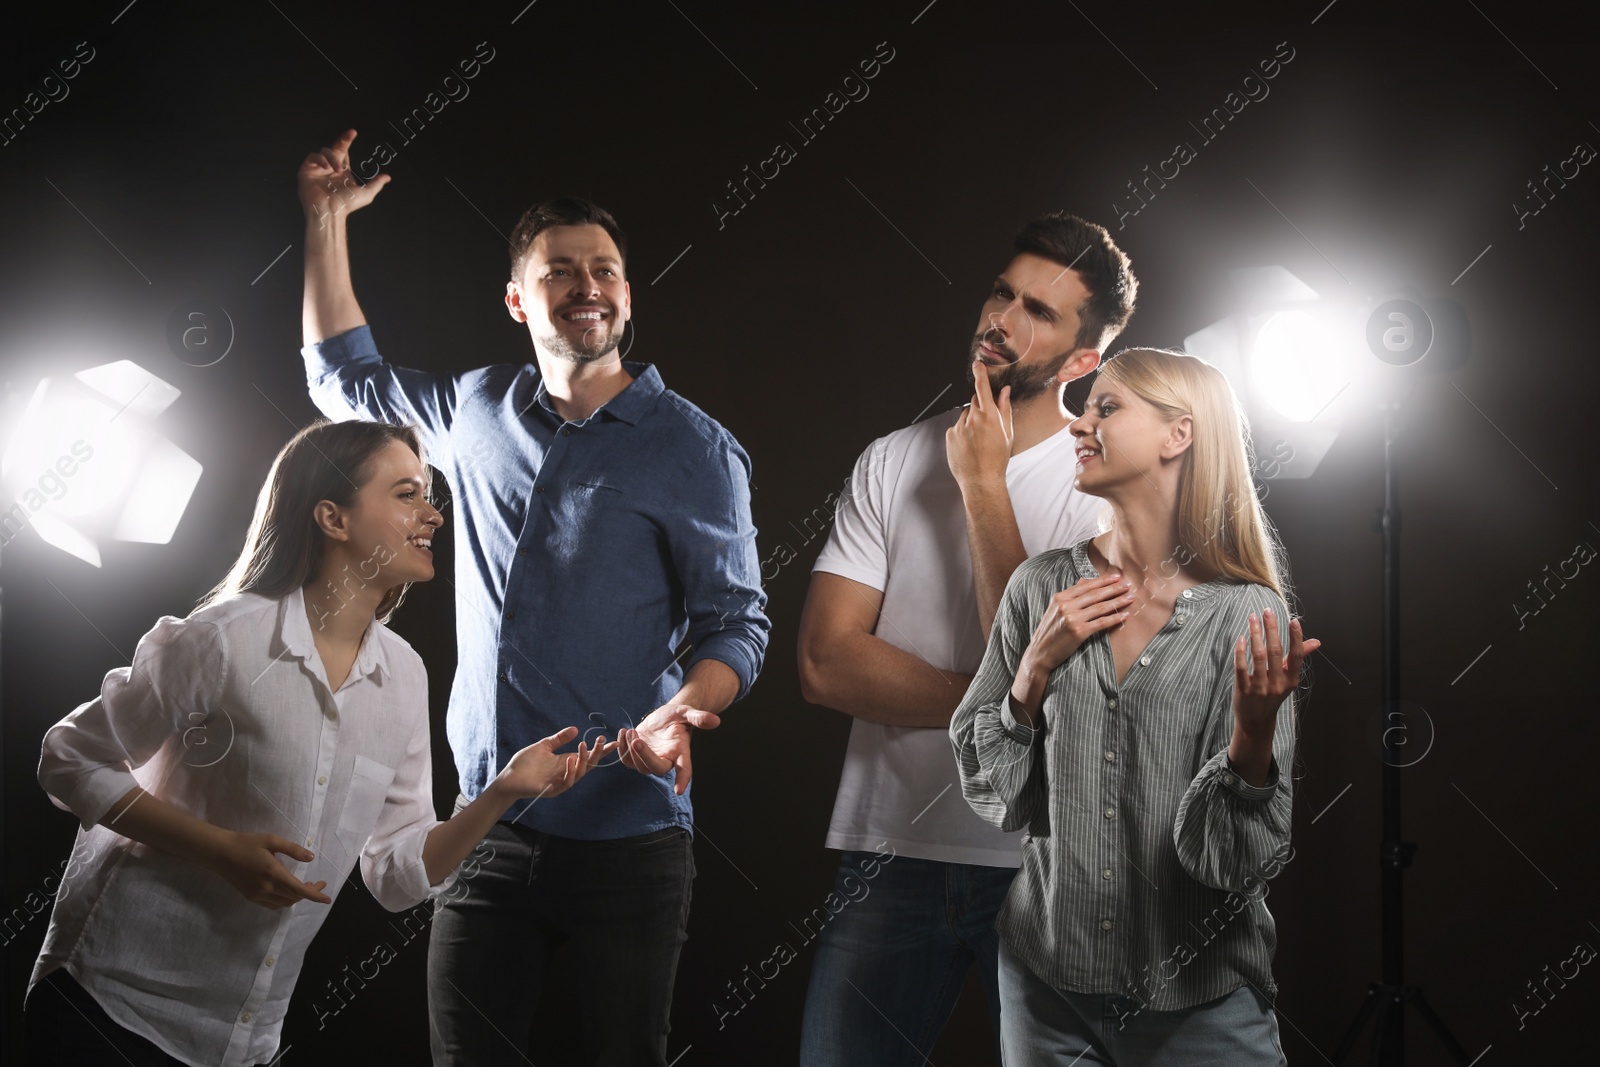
[950,348,1320,1065]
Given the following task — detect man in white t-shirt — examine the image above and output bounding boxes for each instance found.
[796,212,1140,1065]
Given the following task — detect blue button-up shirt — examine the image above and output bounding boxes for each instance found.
[302,326,769,839]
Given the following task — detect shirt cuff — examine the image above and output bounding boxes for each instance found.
[999,694,1039,746]
[1218,751,1281,801]
[686,639,762,704]
[368,830,464,912]
[301,323,378,378]
[423,862,463,902]
[50,765,140,831]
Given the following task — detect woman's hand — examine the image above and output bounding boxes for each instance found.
[1022,573,1134,674]
[495,726,616,801]
[1008,572,1133,727]
[209,832,332,909]
[1229,609,1321,786]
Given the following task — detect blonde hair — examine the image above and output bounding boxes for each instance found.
[1096,347,1293,604]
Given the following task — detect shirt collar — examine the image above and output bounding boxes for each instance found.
[532,361,663,426]
[279,585,391,682]
[1071,539,1231,603]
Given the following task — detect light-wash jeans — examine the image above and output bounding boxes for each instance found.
[800,851,1017,1066]
[998,939,1288,1066]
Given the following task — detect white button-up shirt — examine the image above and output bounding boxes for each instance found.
[29,588,458,1067]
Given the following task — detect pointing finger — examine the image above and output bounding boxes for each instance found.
[971,358,993,410]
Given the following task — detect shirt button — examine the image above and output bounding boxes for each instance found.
[241,1012,253,1023]
[1104,751,1116,762]
[1104,807,1115,819]
[518,548,528,556]
[304,837,313,847]
[506,611,516,621]
[499,671,508,682]
[1224,773,1239,787]
[1100,919,1113,930]
[317,775,327,786]
[536,486,546,494]
[562,429,572,437]
[1107,698,1117,710]
[1182,589,1194,599]
[1176,615,1186,626]
[1102,868,1113,880]
[1140,656,1151,666]
[265,957,275,967]
[325,709,337,721]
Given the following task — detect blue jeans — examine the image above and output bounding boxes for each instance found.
[426,801,695,1067]
[997,939,1288,1066]
[799,851,1016,1066]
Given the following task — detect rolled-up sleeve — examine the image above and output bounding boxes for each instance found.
[1172,587,1296,893]
[302,325,463,464]
[38,616,227,829]
[359,677,458,912]
[951,560,1048,833]
[673,438,770,703]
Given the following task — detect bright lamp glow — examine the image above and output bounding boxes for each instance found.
[1,361,201,567]
[1250,309,1357,423]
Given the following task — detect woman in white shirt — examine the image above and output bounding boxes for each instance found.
[22,419,704,1066]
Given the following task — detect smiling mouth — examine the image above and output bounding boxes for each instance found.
[561,307,607,324]
[407,534,434,555]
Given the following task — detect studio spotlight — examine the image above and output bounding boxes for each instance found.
[1251,308,1355,423]
[1,360,202,566]
[1184,265,1348,488]
[1187,265,1476,1065]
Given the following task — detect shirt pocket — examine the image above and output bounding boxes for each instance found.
[334,755,397,856]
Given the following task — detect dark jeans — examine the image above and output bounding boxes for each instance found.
[799,851,1017,1066]
[24,968,190,1066]
[426,803,696,1066]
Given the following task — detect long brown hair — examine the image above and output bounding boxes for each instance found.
[198,420,429,623]
[1096,347,1293,603]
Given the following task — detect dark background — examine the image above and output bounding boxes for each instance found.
[3,1,1598,1063]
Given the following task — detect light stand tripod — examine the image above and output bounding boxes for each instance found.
[1330,397,1471,1065]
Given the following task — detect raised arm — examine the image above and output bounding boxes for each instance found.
[946,361,1028,644]
[298,128,387,345]
[798,572,974,728]
[295,129,462,455]
[1173,592,1318,894]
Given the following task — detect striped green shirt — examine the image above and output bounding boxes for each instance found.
[949,539,1296,1012]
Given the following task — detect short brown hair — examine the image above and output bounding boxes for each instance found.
[1012,212,1138,351]
[508,197,628,282]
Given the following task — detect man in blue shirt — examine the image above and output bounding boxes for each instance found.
[295,129,769,1066]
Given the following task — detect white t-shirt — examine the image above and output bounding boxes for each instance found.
[813,406,1106,867]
